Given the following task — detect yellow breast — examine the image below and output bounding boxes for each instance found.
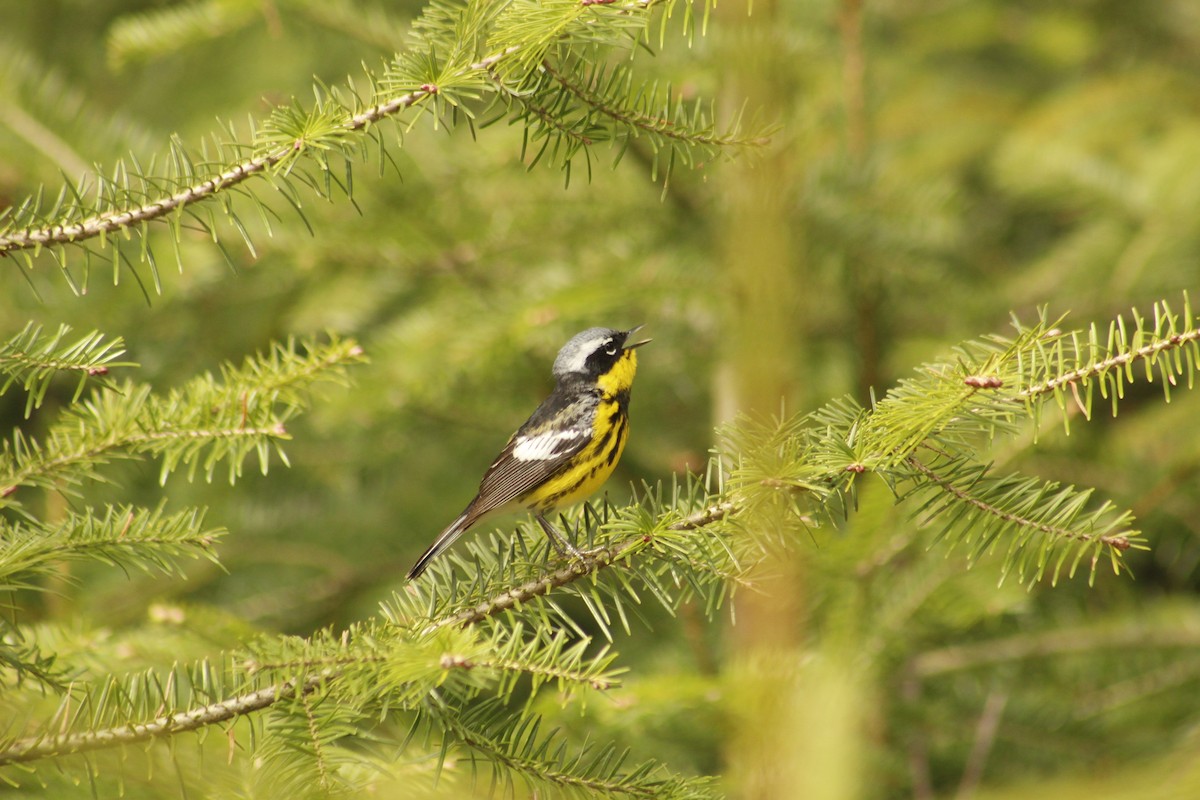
[525,349,637,513]
[597,348,638,397]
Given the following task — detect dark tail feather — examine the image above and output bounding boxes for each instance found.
[406,509,473,580]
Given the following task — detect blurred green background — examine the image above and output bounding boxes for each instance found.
[3,0,1200,798]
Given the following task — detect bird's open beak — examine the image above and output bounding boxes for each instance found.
[624,324,652,349]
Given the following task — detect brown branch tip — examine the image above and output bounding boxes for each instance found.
[964,375,1004,389]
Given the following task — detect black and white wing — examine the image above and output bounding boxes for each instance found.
[470,388,596,514]
[405,382,596,580]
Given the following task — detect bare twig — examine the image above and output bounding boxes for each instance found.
[902,669,934,800]
[955,687,1009,799]
[912,625,1200,678]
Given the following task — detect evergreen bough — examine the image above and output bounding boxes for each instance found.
[0,296,1196,796]
[2,0,1200,797]
[0,0,763,296]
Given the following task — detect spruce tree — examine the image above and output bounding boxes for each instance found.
[2,1,1200,799]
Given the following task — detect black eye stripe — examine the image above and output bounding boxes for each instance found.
[590,339,617,357]
[578,335,626,374]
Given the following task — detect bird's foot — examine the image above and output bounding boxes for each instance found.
[535,514,586,561]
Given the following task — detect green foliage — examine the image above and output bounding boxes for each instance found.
[0,323,130,417]
[0,0,761,296]
[0,503,222,592]
[0,335,362,724]
[107,0,261,70]
[424,696,721,799]
[0,40,154,182]
[107,0,409,68]
[3,0,1200,798]
[0,337,364,510]
[496,57,756,186]
[1,295,1196,793]
[382,476,734,637]
[720,299,1200,587]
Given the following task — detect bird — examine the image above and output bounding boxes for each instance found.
[406,325,650,580]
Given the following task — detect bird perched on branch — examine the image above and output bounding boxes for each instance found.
[406,325,649,580]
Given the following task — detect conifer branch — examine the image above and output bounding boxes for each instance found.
[466,653,617,691]
[0,324,126,380]
[246,647,615,691]
[1018,324,1200,401]
[444,719,645,797]
[0,508,685,770]
[345,88,434,131]
[242,653,387,675]
[0,619,65,689]
[0,88,432,258]
[299,691,334,793]
[428,533,651,631]
[0,156,268,256]
[0,672,331,766]
[1,0,758,290]
[541,60,758,150]
[0,504,222,587]
[666,500,737,531]
[524,96,596,147]
[0,532,650,766]
[0,324,130,415]
[905,456,1133,553]
[0,337,363,505]
[432,699,717,799]
[0,398,287,504]
[717,299,1200,585]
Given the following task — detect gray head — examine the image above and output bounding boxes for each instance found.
[552,326,649,380]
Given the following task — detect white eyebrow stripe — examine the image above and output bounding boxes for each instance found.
[512,429,587,461]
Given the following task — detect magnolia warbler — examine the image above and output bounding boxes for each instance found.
[406,326,650,579]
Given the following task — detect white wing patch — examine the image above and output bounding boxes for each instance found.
[512,429,587,462]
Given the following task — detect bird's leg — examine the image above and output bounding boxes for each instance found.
[535,513,585,559]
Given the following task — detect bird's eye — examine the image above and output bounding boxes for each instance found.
[605,345,618,356]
